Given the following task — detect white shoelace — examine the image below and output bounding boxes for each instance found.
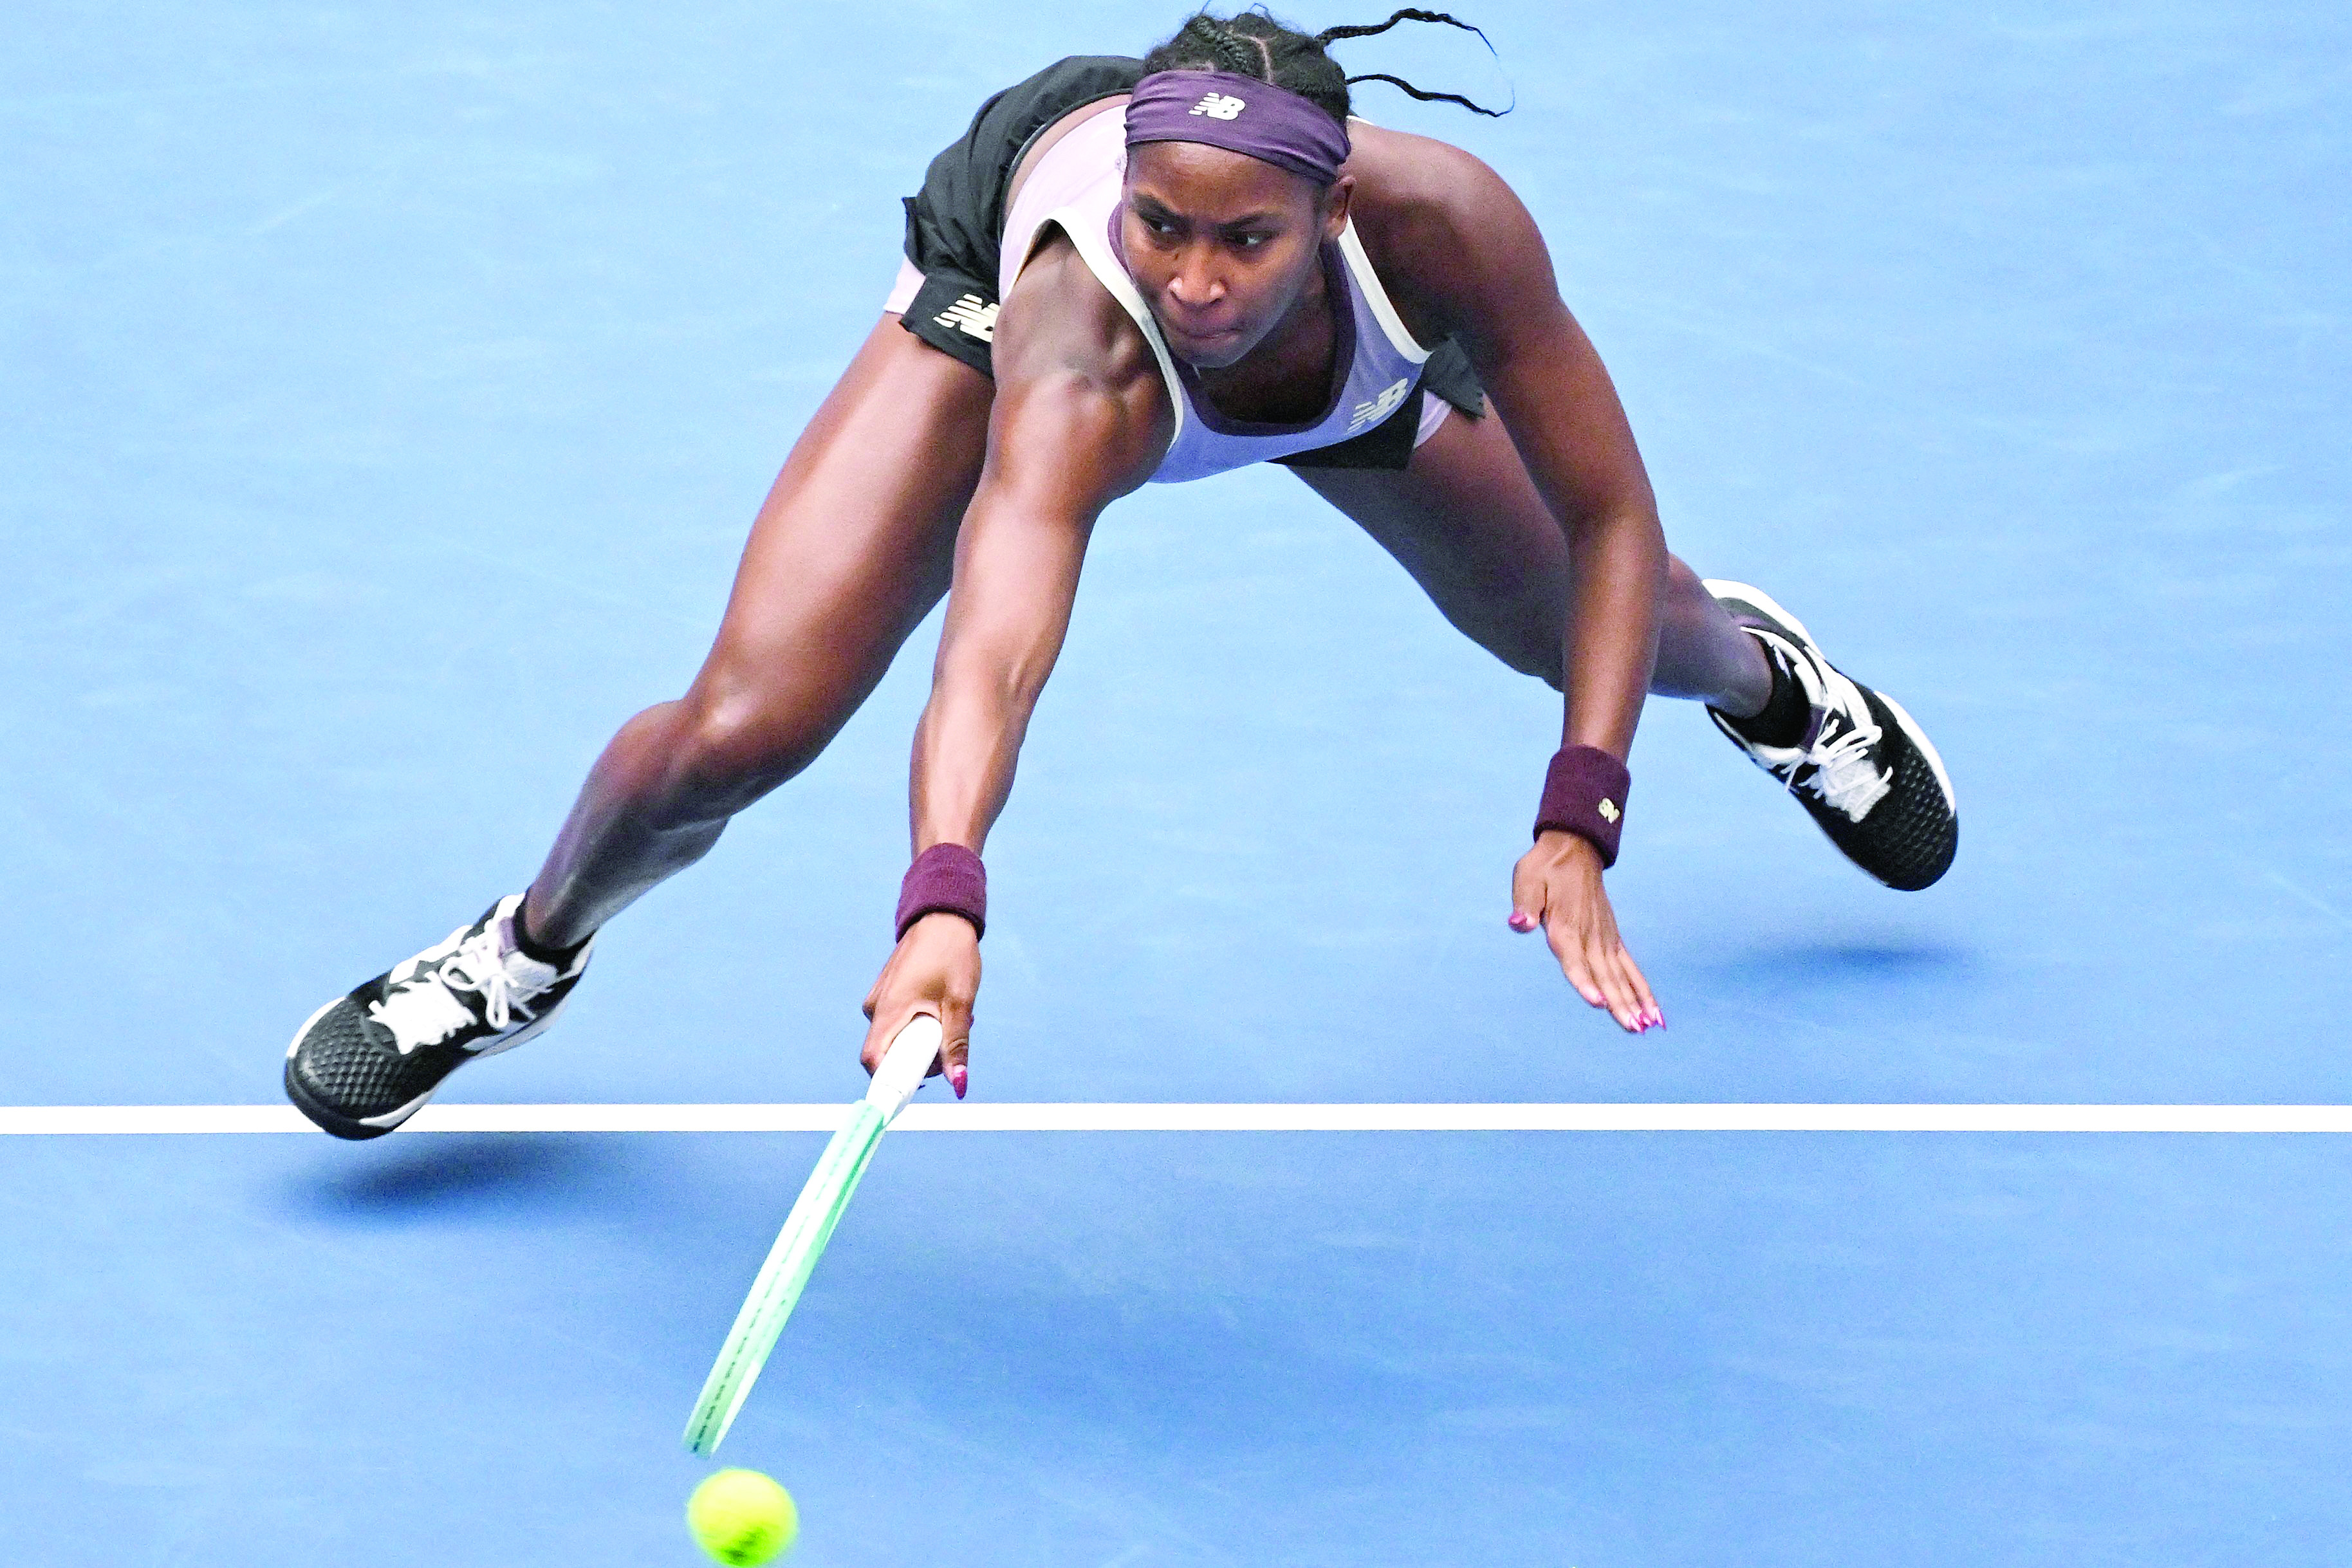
[1736,625,1896,823]
[367,925,553,1053]
[1801,715,1893,821]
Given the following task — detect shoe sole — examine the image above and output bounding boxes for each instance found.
[282,990,576,1141]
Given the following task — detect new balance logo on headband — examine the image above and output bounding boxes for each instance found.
[934,294,998,342]
[1189,92,1247,120]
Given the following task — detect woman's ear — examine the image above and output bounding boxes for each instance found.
[1322,174,1355,240]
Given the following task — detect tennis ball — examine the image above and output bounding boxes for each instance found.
[687,1468,799,1565]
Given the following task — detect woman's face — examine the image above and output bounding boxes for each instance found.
[1121,140,1348,369]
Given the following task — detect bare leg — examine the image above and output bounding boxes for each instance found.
[521,320,994,948]
[1292,403,1773,716]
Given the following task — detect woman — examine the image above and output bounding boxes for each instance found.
[284,9,1956,1139]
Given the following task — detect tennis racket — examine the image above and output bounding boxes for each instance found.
[683,1013,942,1455]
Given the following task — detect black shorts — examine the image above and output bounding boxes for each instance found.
[896,54,1485,472]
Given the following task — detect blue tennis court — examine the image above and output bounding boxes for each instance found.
[5,1,2348,1562]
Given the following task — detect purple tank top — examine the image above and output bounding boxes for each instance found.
[996,106,1434,485]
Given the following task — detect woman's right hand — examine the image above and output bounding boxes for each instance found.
[860,912,981,1098]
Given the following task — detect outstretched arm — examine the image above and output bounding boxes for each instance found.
[1398,147,1667,1031]
[861,239,1172,1086]
[906,380,1135,854]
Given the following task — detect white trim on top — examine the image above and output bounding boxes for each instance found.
[1334,220,1432,365]
[1040,206,1187,449]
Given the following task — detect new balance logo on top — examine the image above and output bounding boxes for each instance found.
[1189,92,1247,120]
[1347,377,1411,432]
[934,294,998,342]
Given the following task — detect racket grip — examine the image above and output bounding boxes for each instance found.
[864,1013,943,1121]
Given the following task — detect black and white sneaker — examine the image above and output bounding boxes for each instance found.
[1703,581,1958,890]
[284,894,591,1139]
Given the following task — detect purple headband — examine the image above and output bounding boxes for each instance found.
[1124,69,1351,185]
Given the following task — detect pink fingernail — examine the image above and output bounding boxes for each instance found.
[1508,912,1535,932]
[949,1064,968,1099]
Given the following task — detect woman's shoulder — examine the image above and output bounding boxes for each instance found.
[1345,123,1516,259]
[997,230,1164,392]
[1344,124,1542,340]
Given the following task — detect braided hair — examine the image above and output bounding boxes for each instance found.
[1139,6,1511,126]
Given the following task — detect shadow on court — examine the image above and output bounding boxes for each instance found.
[1702,936,1976,987]
[275,1133,648,1222]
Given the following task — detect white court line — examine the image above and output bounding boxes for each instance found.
[5,1103,2352,1134]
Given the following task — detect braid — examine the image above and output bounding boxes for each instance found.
[1167,12,1264,77]
[1144,9,1352,121]
[1319,8,1512,116]
[1314,5,1485,48]
[1142,7,1511,125]
[1338,68,1509,118]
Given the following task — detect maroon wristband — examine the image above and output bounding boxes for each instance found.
[1533,745,1631,868]
[895,843,987,940]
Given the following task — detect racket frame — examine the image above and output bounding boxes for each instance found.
[682,1015,942,1455]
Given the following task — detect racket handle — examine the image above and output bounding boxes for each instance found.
[864,1013,943,1121]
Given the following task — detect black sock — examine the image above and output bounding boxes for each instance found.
[510,894,588,966]
[1723,637,1811,748]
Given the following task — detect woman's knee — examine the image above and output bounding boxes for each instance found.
[648,676,841,825]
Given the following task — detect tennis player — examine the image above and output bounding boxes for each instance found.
[285,8,1956,1139]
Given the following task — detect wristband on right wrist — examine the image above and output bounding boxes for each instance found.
[1533,744,1630,868]
[895,843,987,940]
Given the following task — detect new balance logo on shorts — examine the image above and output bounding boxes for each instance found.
[1347,377,1411,433]
[934,294,998,342]
[1189,92,1247,120]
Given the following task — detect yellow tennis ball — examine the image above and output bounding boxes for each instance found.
[687,1468,799,1565]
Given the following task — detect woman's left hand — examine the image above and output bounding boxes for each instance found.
[1510,830,1661,1032]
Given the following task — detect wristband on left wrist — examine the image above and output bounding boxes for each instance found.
[1533,744,1630,868]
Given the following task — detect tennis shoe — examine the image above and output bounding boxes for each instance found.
[284,894,591,1139]
[1703,581,1958,890]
